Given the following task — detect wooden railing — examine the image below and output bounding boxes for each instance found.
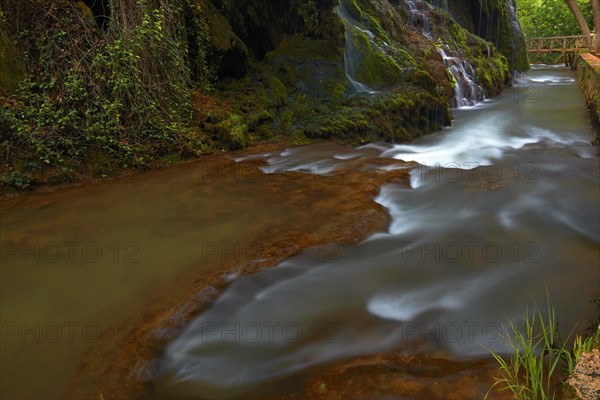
[526,34,596,54]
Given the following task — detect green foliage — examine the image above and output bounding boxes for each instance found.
[0,0,210,179]
[349,27,407,88]
[486,294,594,400]
[1,171,33,190]
[516,0,594,37]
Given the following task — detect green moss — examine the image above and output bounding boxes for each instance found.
[349,27,404,88]
[410,69,437,91]
[364,15,391,45]
[279,109,294,135]
[247,109,272,128]
[266,75,288,107]
[203,2,237,52]
[445,0,528,72]
[266,34,338,64]
[325,80,348,99]
[215,113,248,149]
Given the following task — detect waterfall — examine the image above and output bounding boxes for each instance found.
[438,47,485,108]
[337,0,487,106]
[402,0,485,108]
[506,0,522,39]
[506,0,522,72]
[403,0,433,39]
[335,3,376,93]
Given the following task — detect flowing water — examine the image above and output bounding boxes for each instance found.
[157,65,599,397]
[438,47,486,108]
[402,0,486,107]
[0,66,598,399]
[404,0,433,38]
[336,1,373,93]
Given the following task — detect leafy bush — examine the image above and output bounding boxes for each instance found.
[0,0,210,172]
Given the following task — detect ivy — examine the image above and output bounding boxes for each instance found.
[0,0,210,179]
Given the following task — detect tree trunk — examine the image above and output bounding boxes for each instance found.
[591,0,600,52]
[564,0,592,47]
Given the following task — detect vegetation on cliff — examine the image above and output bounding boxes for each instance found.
[1,0,211,187]
[443,0,529,72]
[0,0,527,192]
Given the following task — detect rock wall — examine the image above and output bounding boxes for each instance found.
[575,53,600,144]
[442,0,529,72]
[197,0,526,147]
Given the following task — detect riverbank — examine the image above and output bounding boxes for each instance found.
[575,53,600,145]
[0,140,291,200]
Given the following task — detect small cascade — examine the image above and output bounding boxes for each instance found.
[438,47,485,108]
[402,0,484,108]
[336,3,376,93]
[403,0,433,38]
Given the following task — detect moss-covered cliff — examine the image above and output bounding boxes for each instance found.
[0,0,528,190]
[441,0,529,72]
[196,0,521,149]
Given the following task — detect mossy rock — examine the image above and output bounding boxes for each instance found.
[266,34,347,99]
[266,34,340,64]
[197,0,248,78]
[215,113,248,149]
[347,27,406,89]
[265,74,288,107]
[445,0,529,72]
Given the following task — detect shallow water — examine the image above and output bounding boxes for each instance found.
[157,65,600,398]
[0,65,598,399]
[0,161,299,399]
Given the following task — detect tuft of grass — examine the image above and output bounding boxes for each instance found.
[485,294,594,400]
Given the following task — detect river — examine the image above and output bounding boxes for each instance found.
[1,65,598,399]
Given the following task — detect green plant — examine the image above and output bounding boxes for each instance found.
[0,0,210,175]
[2,171,33,190]
[567,334,595,374]
[486,294,594,400]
